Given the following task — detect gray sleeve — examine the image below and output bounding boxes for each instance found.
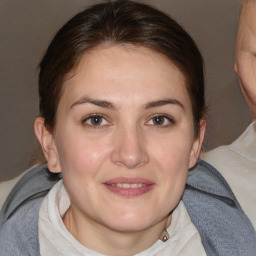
[0,198,42,256]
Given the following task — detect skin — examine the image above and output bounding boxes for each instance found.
[234,0,256,119]
[35,45,205,256]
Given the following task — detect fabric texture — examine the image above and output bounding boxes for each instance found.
[0,198,42,256]
[0,164,60,225]
[0,167,31,210]
[183,160,256,256]
[39,180,205,256]
[0,161,255,255]
[202,121,256,228]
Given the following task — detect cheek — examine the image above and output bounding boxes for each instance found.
[149,131,193,200]
[150,131,193,169]
[153,141,189,215]
[56,135,112,204]
[151,137,191,184]
[55,132,111,175]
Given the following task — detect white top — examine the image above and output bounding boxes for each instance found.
[39,180,206,256]
[202,121,256,229]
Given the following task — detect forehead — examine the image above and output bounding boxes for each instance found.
[75,44,183,78]
[60,45,190,109]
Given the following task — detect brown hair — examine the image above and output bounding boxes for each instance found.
[39,0,205,136]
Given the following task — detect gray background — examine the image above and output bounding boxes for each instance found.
[0,0,251,180]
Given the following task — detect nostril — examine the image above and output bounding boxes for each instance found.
[110,128,149,168]
[111,143,149,169]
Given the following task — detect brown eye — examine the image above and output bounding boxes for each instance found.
[152,116,165,125]
[147,115,174,127]
[90,115,103,125]
[83,115,108,127]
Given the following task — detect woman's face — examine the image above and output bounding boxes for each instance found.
[43,45,203,233]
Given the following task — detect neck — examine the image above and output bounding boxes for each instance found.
[63,205,171,256]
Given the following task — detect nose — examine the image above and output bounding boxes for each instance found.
[111,126,149,169]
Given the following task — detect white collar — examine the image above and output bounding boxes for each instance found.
[39,180,205,256]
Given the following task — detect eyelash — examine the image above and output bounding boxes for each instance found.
[82,114,175,128]
[82,114,110,128]
[146,114,175,127]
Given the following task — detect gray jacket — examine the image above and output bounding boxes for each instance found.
[0,160,255,255]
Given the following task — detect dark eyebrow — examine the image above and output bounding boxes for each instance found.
[145,99,184,110]
[70,97,116,109]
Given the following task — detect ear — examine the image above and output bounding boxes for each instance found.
[189,118,206,168]
[34,117,61,173]
[234,62,238,76]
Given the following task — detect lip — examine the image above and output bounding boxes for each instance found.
[103,177,155,197]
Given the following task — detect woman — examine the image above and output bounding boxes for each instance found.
[0,1,255,255]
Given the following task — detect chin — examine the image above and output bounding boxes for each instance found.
[103,211,160,233]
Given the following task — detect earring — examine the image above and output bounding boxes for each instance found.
[160,229,169,242]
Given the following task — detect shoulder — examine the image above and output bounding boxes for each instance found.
[0,197,42,256]
[183,160,256,256]
[0,164,61,255]
[202,121,256,169]
[0,164,61,224]
[201,123,256,228]
[0,172,26,210]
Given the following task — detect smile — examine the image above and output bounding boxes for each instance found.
[112,183,146,188]
[103,178,154,197]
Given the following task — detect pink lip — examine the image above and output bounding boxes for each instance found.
[103,177,155,197]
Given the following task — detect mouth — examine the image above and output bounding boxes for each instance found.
[103,178,155,197]
[112,183,147,188]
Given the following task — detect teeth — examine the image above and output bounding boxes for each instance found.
[115,183,145,188]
